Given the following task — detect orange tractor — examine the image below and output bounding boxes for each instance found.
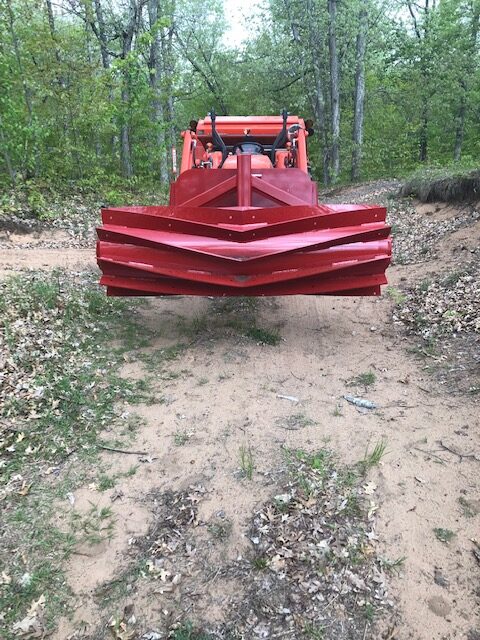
[97,111,391,296]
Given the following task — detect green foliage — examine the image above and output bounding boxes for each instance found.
[434,527,456,543]
[0,0,479,185]
[170,622,212,640]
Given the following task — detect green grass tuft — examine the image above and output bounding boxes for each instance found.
[239,445,254,480]
[357,440,388,475]
[245,326,281,345]
[350,371,376,388]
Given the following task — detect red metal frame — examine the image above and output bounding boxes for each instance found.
[97,115,391,297]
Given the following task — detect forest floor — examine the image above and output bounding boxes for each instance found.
[0,180,479,640]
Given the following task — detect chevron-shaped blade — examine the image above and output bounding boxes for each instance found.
[97,202,391,297]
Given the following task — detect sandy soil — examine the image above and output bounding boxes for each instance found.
[2,190,479,640]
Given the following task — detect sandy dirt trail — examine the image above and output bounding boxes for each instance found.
[1,192,479,640]
[55,289,478,639]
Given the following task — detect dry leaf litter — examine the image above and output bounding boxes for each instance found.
[117,451,391,639]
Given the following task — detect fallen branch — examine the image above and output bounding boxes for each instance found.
[438,440,479,462]
[98,445,148,456]
[411,447,446,464]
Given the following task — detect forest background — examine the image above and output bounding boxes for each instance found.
[1,0,479,192]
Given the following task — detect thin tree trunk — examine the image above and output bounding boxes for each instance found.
[45,0,62,71]
[328,0,340,181]
[93,0,110,70]
[6,0,37,176]
[453,87,466,162]
[351,0,368,181]
[91,0,118,161]
[407,1,430,163]
[167,95,177,175]
[419,99,428,162]
[119,0,141,178]
[148,0,169,184]
[45,0,83,175]
[0,115,16,184]
[120,84,133,178]
[453,1,479,161]
[162,7,177,176]
[174,29,228,115]
[305,0,330,184]
[285,0,330,183]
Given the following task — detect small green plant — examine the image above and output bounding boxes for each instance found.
[208,519,232,541]
[295,448,331,474]
[245,326,281,345]
[434,527,455,543]
[279,413,315,429]
[71,504,116,546]
[350,371,376,388]
[303,622,325,639]
[443,270,464,287]
[124,465,138,477]
[380,555,406,574]
[174,430,191,446]
[332,404,342,417]
[357,440,387,475]
[419,279,431,292]
[170,622,212,640]
[197,377,208,386]
[239,445,254,480]
[97,473,116,491]
[386,286,406,304]
[364,602,375,622]
[459,496,478,518]
[177,315,208,338]
[252,556,269,570]
[395,253,408,265]
[344,493,361,517]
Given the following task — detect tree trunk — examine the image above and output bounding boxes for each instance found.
[120,84,133,179]
[45,0,63,72]
[453,1,479,161]
[328,0,340,181]
[118,0,142,178]
[351,0,368,182]
[148,0,169,184]
[167,95,177,175]
[419,99,428,162]
[93,0,110,70]
[305,0,330,184]
[90,0,118,161]
[6,0,37,176]
[0,115,16,184]
[45,0,83,175]
[161,8,177,176]
[453,87,466,162]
